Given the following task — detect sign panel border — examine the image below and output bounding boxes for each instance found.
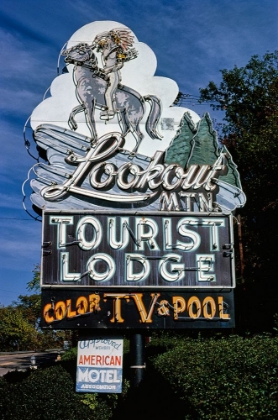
[41,210,236,290]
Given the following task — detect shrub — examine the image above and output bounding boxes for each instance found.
[152,335,278,419]
[0,364,114,420]
[61,346,77,361]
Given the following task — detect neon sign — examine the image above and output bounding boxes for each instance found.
[41,289,234,329]
[23,21,246,330]
[42,211,235,289]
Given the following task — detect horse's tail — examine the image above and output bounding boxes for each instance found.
[144,95,163,140]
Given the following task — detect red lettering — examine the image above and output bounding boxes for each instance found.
[84,355,90,364]
[115,356,121,366]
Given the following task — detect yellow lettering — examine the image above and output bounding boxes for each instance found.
[157,300,170,316]
[188,296,201,319]
[66,299,77,318]
[44,303,54,323]
[218,296,230,319]
[76,296,88,314]
[131,293,160,323]
[203,296,216,319]
[55,301,66,320]
[104,293,128,323]
[89,294,101,312]
[172,296,186,320]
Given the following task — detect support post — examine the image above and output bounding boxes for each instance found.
[237,214,244,282]
[130,333,145,387]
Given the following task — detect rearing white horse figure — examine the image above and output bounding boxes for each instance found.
[63,28,162,152]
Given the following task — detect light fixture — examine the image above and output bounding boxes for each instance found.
[30,355,37,369]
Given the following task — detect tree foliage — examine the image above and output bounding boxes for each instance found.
[0,266,66,351]
[200,51,278,211]
[199,51,278,329]
[0,306,38,351]
[12,265,41,329]
[26,264,41,293]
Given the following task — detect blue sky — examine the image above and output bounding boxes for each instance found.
[0,0,277,305]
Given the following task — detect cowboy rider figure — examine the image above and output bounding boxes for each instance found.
[93,29,138,120]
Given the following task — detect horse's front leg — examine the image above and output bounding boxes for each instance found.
[84,97,97,142]
[68,104,84,131]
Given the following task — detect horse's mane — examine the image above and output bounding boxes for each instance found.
[62,43,98,67]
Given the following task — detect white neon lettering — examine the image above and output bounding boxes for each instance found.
[109,217,129,249]
[202,218,225,251]
[135,218,160,251]
[197,254,216,282]
[177,217,201,251]
[87,254,115,281]
[89,162,116,189]
[159,254,185,282]
[50,216,74,248]
[77,216,102,250]
[60,252,81,281]
[126,254,150,281]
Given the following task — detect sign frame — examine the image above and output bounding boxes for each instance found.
[41,288,235,329]
[76,338,124,393]
[41,210,236,290]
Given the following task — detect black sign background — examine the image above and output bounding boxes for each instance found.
[41,211,235,289]
[41,289,235,329]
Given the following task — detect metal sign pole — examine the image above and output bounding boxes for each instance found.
[130,333,146,387]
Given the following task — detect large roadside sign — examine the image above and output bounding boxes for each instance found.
[25,20,246,331]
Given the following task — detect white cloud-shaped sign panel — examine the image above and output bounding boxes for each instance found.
[31,21,200,156]
[26,20,246,215]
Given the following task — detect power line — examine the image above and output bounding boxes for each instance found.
[0,217,38,221]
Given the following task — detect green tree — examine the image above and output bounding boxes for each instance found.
[12,265,41,329]
[26,263,41,292]
[0,265,67,351]
[0,306,38,351]
[199,51,278,330]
